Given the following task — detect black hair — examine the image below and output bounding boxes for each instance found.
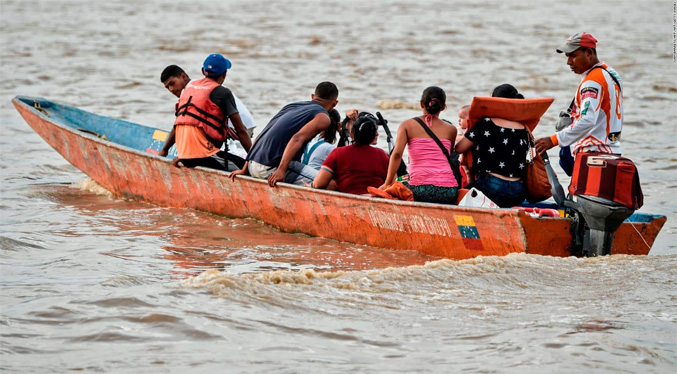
[421,86,446,115]
[357,112,378,123]
[329,108,341,124]
[160,65,186,83]
[321,109,340,144]
[579,47,597,56]
[314,81,339,101]
[352,116,378,145]
[205,71,225,80]
[491,84,524,99]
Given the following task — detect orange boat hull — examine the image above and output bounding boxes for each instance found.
[13,97,665,259]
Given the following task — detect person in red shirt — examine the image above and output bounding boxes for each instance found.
[311,115,389,195]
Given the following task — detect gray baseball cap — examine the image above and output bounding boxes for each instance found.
[556,32,598,53]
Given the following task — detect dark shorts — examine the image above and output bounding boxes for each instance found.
[179,151,244,171]
[559,146,574,176]
[403,182,458,205]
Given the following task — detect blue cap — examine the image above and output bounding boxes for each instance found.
[203,54,232,76]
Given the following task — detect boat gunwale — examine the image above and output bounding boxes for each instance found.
[13,95,665,226]
[12,95,537,217]
[13,95,668,257]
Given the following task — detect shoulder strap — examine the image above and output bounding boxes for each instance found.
[574,65,623,142]
[302,140,325,164]
[412,117,462,185]
[413,117,449,157]
[590,65,622,94]
[525,126,535,148]
[566,66,622,117]
[569,66,622,108]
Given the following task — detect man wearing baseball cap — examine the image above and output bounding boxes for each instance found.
[171,54,252,171]
[158,64,257,158]
[535,33,624,173]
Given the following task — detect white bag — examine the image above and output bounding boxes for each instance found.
[458,187,499,209]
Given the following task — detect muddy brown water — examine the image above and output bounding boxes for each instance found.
[1,0,675,373]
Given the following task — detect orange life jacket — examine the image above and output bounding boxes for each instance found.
[461,97,554,175]
[174,78,227,143]
[467,97,554,132]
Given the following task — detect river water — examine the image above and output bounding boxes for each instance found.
[1,0,676,373]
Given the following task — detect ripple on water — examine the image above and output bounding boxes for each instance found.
[0,236,46,252]
[78,297,156,309]
[0,0,675,372]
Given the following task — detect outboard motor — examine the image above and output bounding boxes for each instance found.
[565,195,635,257]
[542,152,643,257]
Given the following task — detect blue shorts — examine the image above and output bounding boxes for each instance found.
[466,173,527,208]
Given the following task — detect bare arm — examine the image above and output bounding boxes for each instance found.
[159,126,176,157]
[229,113,252,152]
[446,124,458,144]
[268,112,331,187]
[229,161,249,180]
[312,168,333,189]
[455,137,474,154]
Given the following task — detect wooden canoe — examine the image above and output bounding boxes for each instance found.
[12,96,666,259]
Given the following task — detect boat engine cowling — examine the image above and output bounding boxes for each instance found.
[562,153,643,257]
[565,195,634,257]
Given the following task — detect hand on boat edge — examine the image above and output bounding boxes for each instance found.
[229,169,246,181]
[268,169,286,187]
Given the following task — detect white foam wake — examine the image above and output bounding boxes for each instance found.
[72,178,113,198]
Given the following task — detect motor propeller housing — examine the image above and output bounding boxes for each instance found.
[565,195,635,257]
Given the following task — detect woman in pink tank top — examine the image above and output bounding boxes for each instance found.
[380,86,459,204]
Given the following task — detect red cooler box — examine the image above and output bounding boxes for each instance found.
[569,152,643,209]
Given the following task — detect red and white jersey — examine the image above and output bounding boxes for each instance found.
[557,62,623,156]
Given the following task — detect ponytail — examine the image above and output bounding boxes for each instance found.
[352,116,378,145]
[421,86,446,115]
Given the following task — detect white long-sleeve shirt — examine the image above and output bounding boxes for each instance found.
[557,62,623,156]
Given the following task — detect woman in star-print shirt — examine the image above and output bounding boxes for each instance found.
[455,84,530,207]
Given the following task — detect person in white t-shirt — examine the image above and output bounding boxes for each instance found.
[302,109,340,170]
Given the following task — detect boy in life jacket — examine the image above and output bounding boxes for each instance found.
[534,33,623,166]
[159,65,257,159]
[161,54,253,171]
